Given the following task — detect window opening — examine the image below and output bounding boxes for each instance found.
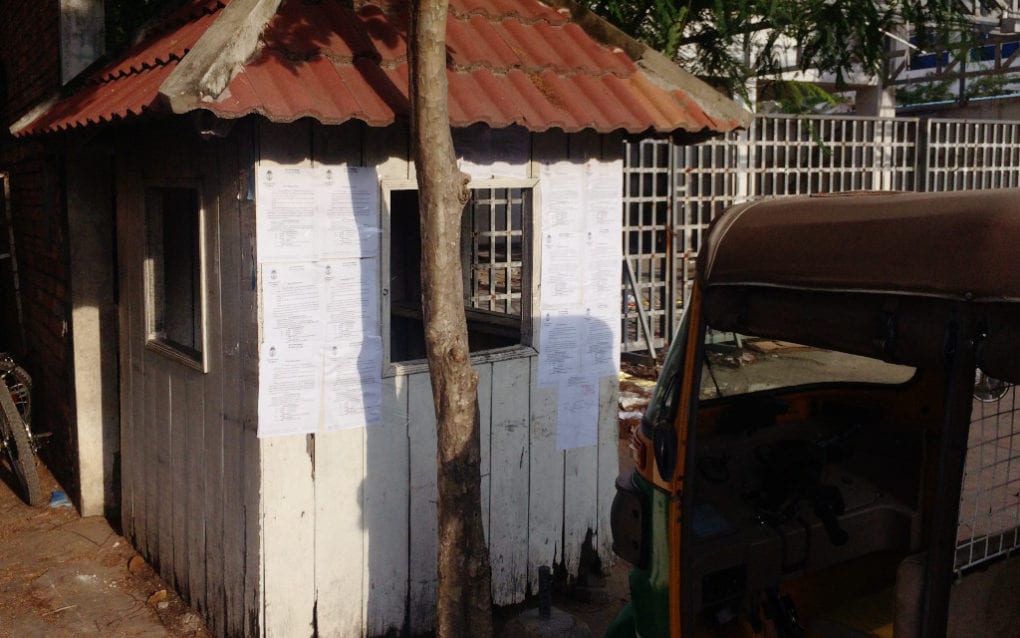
[145,187,204,367]
[388,185,531,364]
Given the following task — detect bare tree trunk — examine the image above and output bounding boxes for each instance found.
[408,1,494,636]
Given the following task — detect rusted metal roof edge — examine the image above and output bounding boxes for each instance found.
[160,0,284,114]
[181,99,725,136]
[161,0,750,136]
[540,0,752,131]
[9,97,61,137]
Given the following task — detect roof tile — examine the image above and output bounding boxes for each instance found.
[16,0,225,136]
[16,0,745,137]
[101,2,223,81]
[449,0,568,25]
[446,14,519,69]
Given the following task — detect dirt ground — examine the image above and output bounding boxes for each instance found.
[0,462,209,637]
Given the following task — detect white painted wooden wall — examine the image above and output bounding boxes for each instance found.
[118,117,621,638]
[116,121,262,637]
[257,120,621,636]
[255,119,620,632]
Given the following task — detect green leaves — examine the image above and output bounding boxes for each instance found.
[105,0,178,53]
[582,0,994,110]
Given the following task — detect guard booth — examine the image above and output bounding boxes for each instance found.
[9,0,749,634]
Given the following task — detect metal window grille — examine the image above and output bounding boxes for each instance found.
[924,119,1020,192]
[956,379,1020,573]
[465,187,527,316]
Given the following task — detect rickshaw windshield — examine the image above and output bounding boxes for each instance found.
[642,311,690,431]
[700,328,916,399]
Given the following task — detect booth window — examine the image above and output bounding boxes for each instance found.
[388,184,532,364]
[144,187,205,369]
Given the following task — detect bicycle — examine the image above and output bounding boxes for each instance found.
[0,353,42,506]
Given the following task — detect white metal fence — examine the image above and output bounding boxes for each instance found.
[621,114,1020,575]
[957,382,1020,572]
[621,140,675,353]
[622,114,1020,353]
[924,118,1020,191]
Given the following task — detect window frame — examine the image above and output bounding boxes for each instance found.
[142,181,209,373]
[380,177,539,376]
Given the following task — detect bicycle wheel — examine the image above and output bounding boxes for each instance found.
[0,385,42,506]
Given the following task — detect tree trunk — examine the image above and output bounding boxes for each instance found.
[408,1,494,636]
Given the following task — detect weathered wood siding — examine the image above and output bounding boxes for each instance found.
[257,121,621,636]
[116,120,262,637]
[120,119,622,637]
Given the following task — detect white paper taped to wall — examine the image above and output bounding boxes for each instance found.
[537,158,623,450]
[256,166,384,437]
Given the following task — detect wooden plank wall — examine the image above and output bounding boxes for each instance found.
[116,120,262,637]
[252,122,622,636]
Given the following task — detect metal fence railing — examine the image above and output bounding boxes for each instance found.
[621,139,675,354]
[957,379,1020,572]
[622,114,923,355]
[621,114,1020,354]
[924,118,1020,191]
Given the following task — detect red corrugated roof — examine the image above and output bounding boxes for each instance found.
[16,0,745,137]
[14,0,226,137]
[206,0,732,133]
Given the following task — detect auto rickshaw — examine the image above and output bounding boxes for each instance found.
[609,190,1020,637]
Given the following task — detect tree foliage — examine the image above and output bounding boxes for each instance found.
[582,0,988,98]
[105,0,177,52]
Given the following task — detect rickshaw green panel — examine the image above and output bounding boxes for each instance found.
[608,473,672,637]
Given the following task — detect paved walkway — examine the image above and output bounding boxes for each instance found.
[0,462,209,637]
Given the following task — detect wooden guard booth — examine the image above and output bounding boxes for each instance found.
[11,0,748,635]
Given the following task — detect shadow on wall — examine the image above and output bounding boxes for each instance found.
[359,312,616,635]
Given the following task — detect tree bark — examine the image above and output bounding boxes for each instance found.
[408,1,494,636]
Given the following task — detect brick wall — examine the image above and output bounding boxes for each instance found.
[0,146,77,500]
[0,0,61,127]
[1,1,79,500]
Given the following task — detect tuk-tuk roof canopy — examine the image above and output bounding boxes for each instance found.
[698,190,1020,303]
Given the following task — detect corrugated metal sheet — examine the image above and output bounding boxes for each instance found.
[13,1,226,137]
[17,0,743,137]
[206,0,730,133]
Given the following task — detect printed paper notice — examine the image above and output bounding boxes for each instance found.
[322,258,379,342]
[583,229,621,294]
[318,167,380,260]
[585,159,623,228]
[538,308,582,387]
[262,262,324,351]
[541,231,583,306]
[324,336,383,430]
[258,343,322,437]
[582,306,618,378]
[540,161,584,232]
[256,167,319,263]
[557,378,599,450]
